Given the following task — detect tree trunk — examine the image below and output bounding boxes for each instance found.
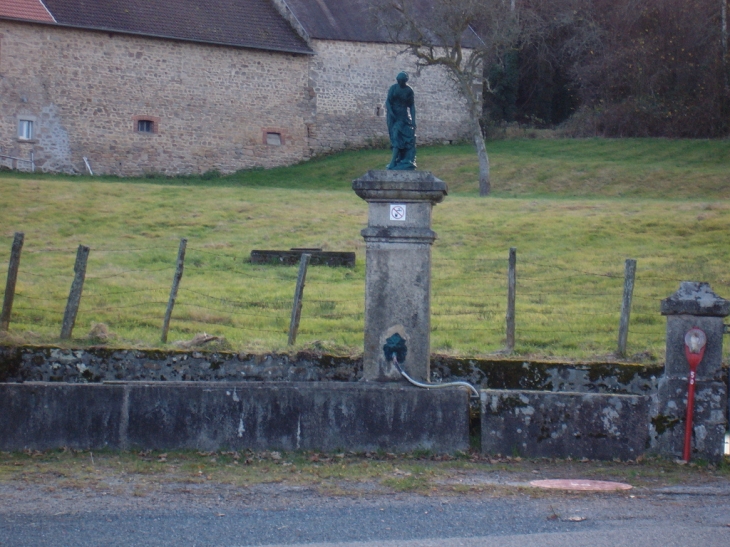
[472,119,491,196]
[723,0,729,93]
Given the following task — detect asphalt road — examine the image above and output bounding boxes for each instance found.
[2,482,729,546]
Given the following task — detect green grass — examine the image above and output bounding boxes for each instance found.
[1,449,727,495]
[1,138,729,361]
[4,138,729,197]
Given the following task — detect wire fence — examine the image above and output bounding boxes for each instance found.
[1,231,727,360]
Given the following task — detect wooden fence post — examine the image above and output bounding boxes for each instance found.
[288,253,311,345]
[60,245,90,339]
[161,238,187,343]
[1,232,25,331]
[617,258,637,357]
[505,247,516,352]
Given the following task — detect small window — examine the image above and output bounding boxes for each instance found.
[18,120,33,140]
[137,119,155,133]
[266,132,282,146]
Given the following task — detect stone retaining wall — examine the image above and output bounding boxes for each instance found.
[1,346,662,395]
[3,345,723,460]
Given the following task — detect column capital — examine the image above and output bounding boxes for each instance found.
[660,282,730,317]
[352,170,448,204]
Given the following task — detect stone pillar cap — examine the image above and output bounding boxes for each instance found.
[352,170,448,203]
[660,281,730,317]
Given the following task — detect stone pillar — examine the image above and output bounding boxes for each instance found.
[352,170,448,382]
[653,282,729,462]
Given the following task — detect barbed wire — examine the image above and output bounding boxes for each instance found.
[173,316,286,334]
[14,292,68,302]
[2,238,726,356]
[182,289,291,309]
[174,301,287,320]
[83,301,168,313]
[83,287,168,297]
[86,266,172,279]
[12,305,63,314]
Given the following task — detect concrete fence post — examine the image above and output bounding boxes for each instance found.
[617,258,636,357]
[161,238,187,343]
[288,253,311,345]
[60,245,90,340]
[1,232,24,332]
[506,247,516,352]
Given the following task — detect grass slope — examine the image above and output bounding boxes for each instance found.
[1,138,729,361]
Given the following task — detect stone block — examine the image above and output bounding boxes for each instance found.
[660,282,730,317]
[0,383,124,450]
[0,382,469,453]
[249,250,355,267]
[651,376,728,462]
[481,390,650,461]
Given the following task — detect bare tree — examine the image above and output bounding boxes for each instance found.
[371,0,520,196]
[723,0,729,92]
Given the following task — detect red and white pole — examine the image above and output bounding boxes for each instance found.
[682,328,706,462]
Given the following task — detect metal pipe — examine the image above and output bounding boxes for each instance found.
[391,356,479,398]
[83,157,94,175]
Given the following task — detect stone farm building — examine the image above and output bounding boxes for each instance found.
[0,0,475,175]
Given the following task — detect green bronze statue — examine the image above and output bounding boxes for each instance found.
[386,72,417,170]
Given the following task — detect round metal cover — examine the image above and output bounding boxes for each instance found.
[530,479,632,491]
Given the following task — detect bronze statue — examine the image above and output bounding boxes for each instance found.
[385,72,417,170]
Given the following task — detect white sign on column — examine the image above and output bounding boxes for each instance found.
[390,204,406,221]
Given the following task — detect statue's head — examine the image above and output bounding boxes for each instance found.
[396,71,409,85]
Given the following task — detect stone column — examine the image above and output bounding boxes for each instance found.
[653,282,729,462]
[352,170,448,382]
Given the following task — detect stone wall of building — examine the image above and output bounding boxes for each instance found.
[0,22,476,175]
[308,40,475,156]
[0,21,314,175]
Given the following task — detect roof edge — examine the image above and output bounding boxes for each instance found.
[38,0,56,23]
[0,16,315,55]
[309,36,476,50]
[270,0,312,46]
